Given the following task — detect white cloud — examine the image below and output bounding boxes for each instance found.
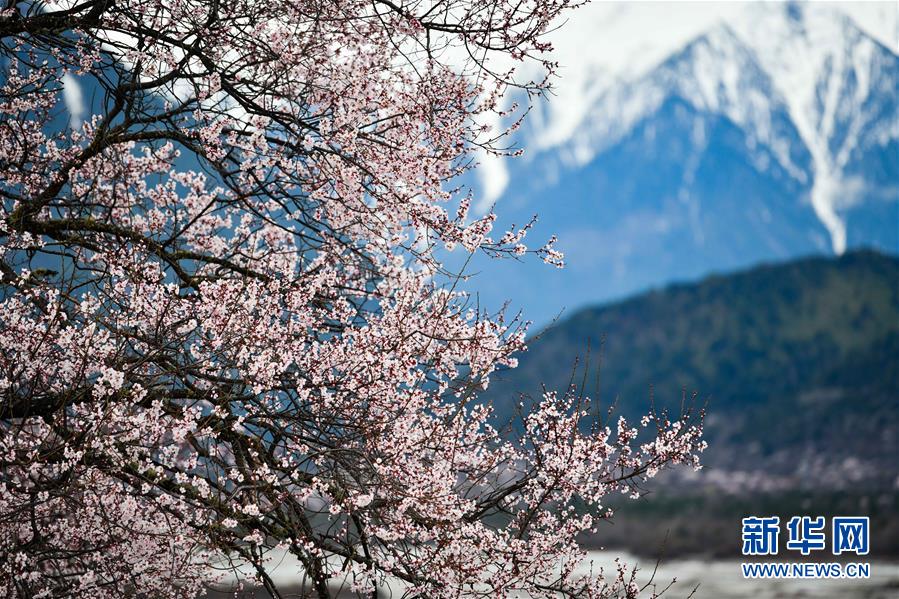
[474,149,510,214]
[61,73,85,129]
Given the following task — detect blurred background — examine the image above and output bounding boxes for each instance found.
[449,0,899,584]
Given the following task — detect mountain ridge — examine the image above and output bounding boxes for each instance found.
[542,2,898,254]
[532,3,899,232]
[464,3,898,328]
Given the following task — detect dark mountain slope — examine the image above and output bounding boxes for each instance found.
[484,250,899,488]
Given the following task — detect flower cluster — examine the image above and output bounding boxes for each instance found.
[1,0,702,597]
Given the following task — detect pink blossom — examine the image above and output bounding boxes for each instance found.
[0,0,702,597]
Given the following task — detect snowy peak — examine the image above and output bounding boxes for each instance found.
[652,23,808,182]
[661,23,775,115]
[538,2,898,254]
[730,2,899,252]
[464,3,896,330]
[561,22,805,182]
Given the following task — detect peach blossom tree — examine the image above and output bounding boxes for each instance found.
[0,1,704,597]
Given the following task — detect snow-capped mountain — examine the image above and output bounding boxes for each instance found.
[730,4,899,253]
[470,2,898,326]
[545,2,898,255]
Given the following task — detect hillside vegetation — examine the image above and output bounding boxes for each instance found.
[483,250,898,555]
[486,250,898,486]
